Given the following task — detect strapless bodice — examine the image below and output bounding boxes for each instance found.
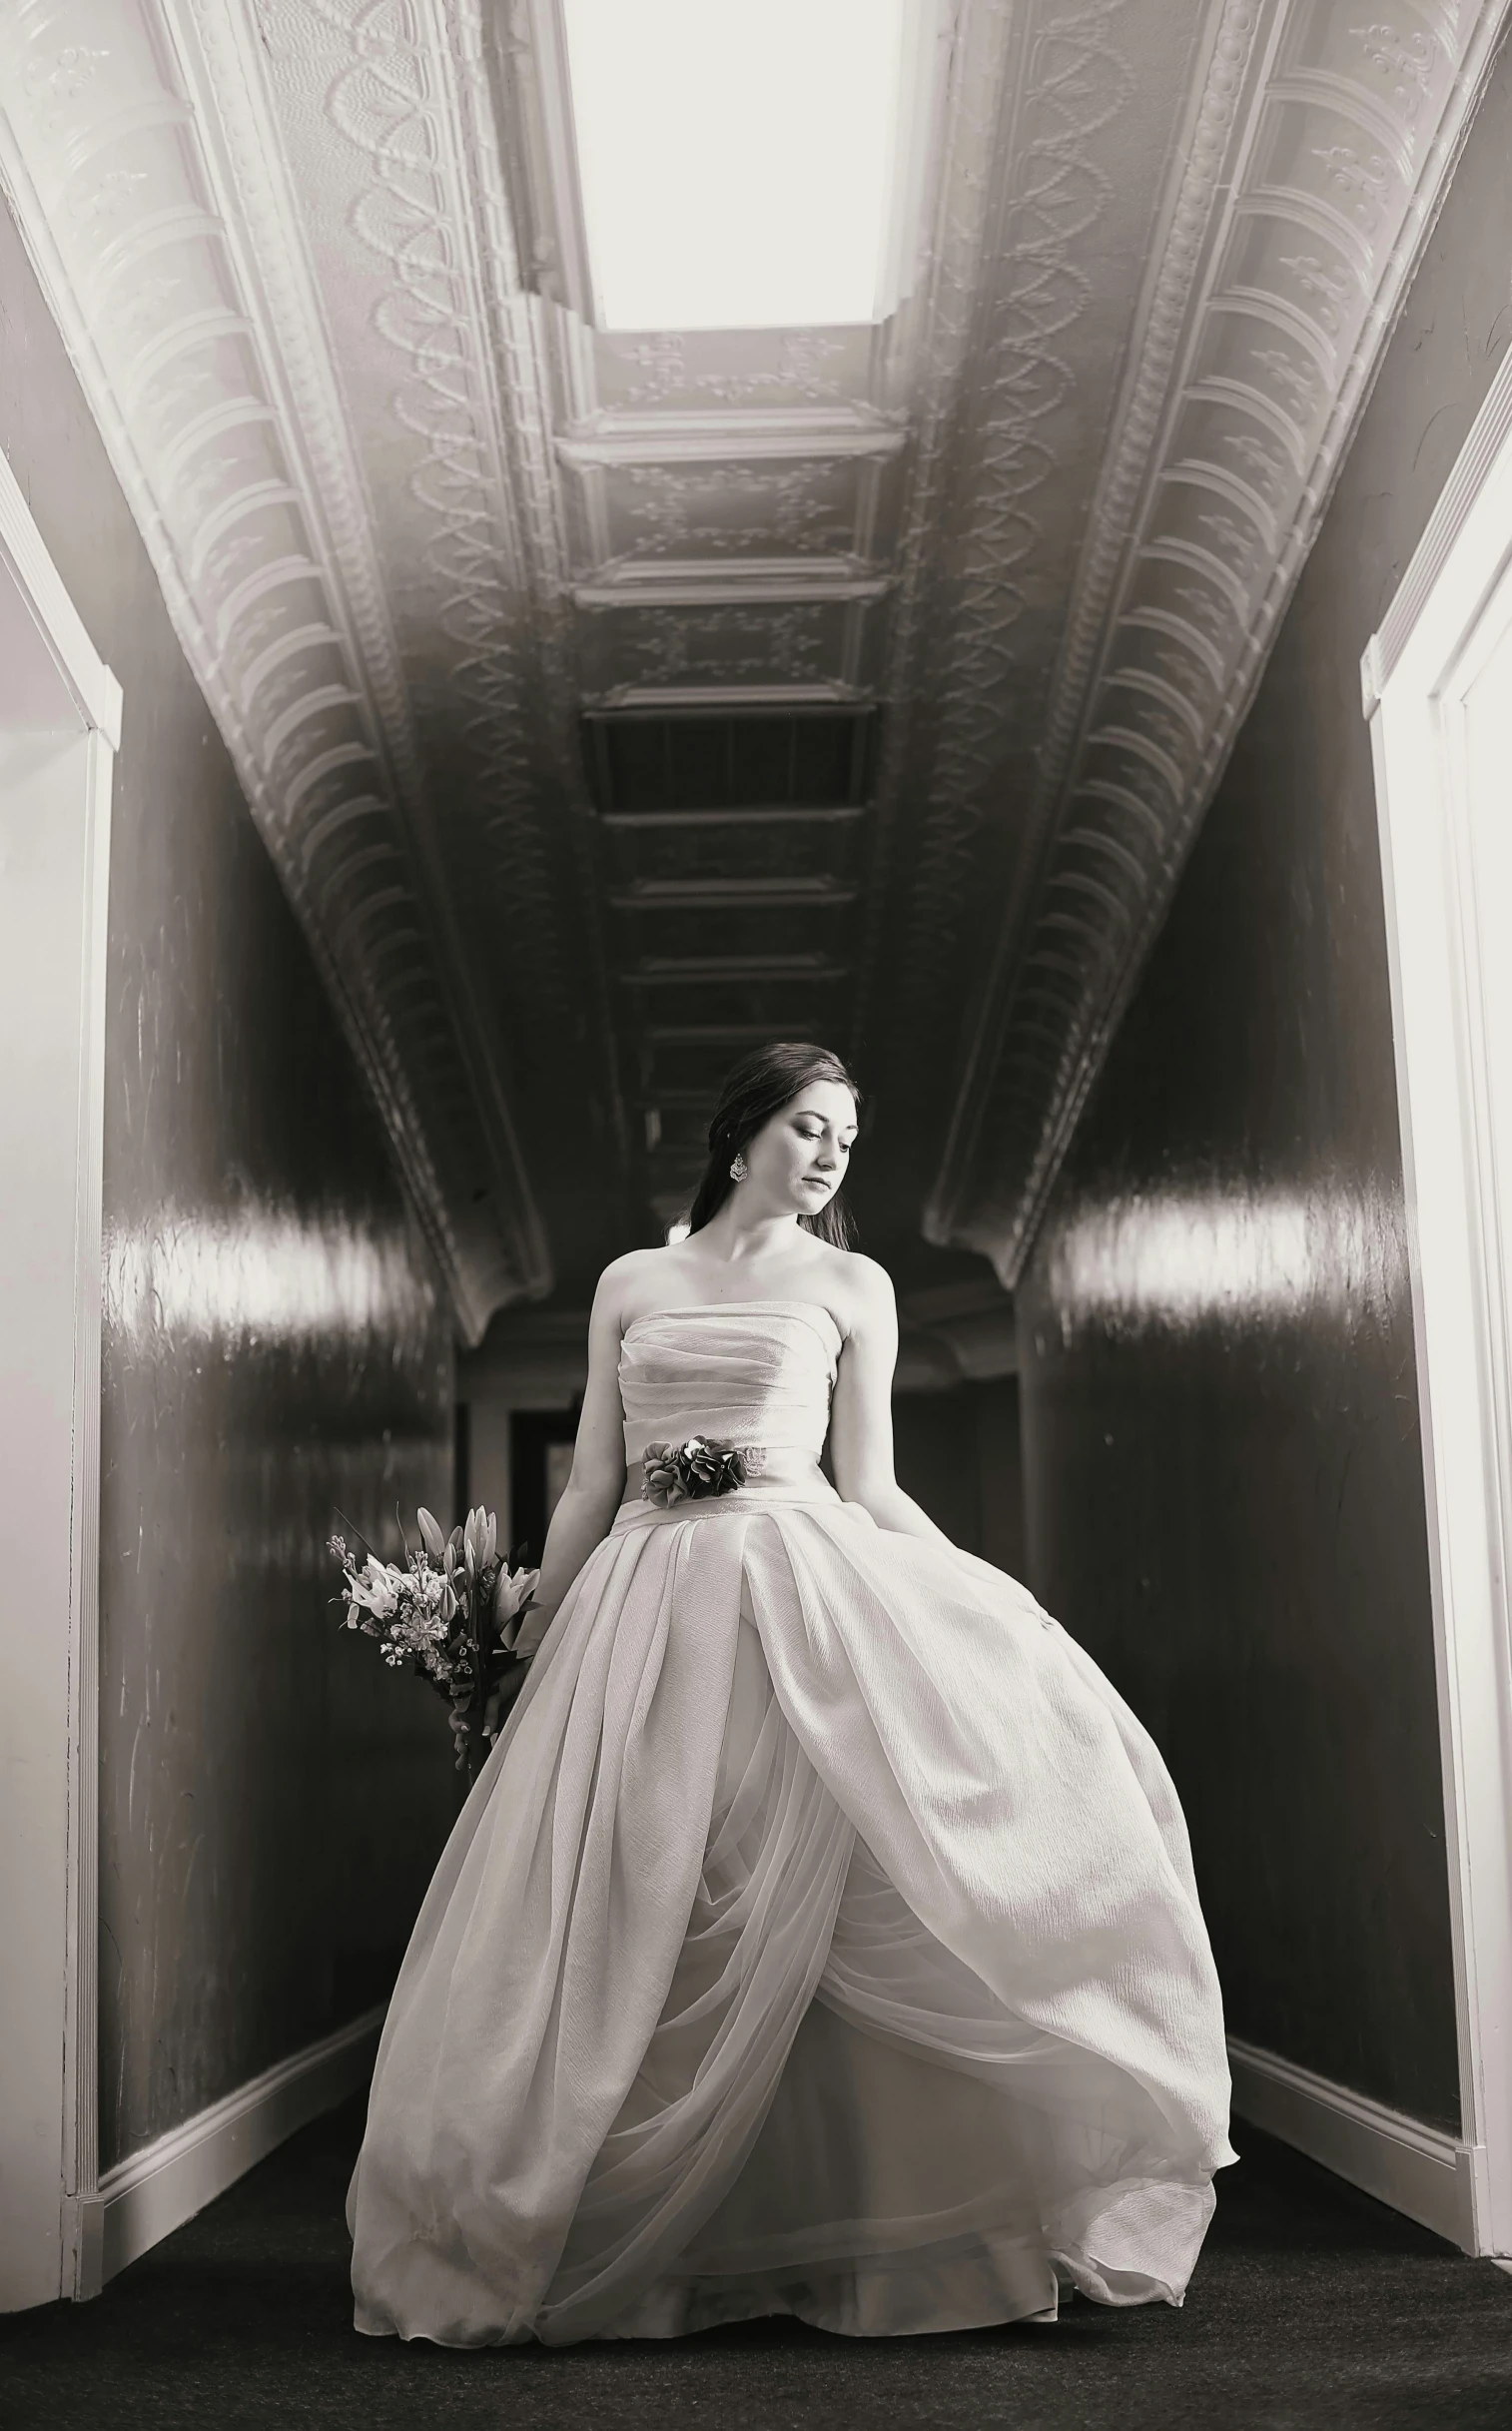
[618,1301,840,1507]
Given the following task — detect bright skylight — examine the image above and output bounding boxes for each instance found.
[561,0,909,332]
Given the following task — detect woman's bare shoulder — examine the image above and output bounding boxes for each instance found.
[590,1245,678,1328]
[814,1245,896,1337]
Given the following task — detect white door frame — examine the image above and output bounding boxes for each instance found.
[0,443,119,2306]
[1364,341,1512,2259]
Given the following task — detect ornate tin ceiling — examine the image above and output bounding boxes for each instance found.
[2,0,1505,1340]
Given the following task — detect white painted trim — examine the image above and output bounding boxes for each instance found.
[1366,343,1512,714]
[0,453,121,746]
[513,0,598,323]
[93,2005,385,2287]
[556,421,907,466]
[587,683,866,713]
[1364,361,1512,2260]
[59,725,113,2300]
[1228,2038,1477,2252]
[572,570,893,609]
[0,437,116,2311]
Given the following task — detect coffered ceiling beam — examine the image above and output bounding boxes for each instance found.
[610,881,858,910]
[619,957,851,985]
[573,572,893,608]
[557,423,907,468]
[601,807,868,832]
[587,684,870,713]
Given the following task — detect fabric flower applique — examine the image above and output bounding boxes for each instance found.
[641,1436,765,1506]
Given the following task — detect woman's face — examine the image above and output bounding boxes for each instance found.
[743,1081,858,1219]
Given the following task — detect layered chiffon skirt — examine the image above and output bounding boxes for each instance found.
[347,1492,1235,2344]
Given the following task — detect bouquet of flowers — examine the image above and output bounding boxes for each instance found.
[329,1504,540,1775]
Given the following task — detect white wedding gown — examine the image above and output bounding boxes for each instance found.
[348,1302,1235,2345]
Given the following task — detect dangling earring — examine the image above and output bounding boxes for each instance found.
[730,1153,748,1182]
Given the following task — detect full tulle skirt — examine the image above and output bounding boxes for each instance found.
[347,1495,1235,2344]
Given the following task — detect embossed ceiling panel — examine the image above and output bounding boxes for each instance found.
[567,453,900,573]
[613,896,854,964]
[577,596,883,703]
[600,811,869,892]
[586,328,885,418]
[8,0,1504,1335]
[628,975,851,1040]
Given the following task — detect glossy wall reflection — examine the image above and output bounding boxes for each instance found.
[1017,46,1512,2134]
[0,200,457,2172]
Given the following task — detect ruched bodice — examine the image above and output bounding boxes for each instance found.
[618,1302,841,1502]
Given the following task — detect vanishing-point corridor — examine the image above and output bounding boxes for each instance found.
[6,3,1512,2423]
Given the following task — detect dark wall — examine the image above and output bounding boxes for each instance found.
[0,203,459,2171]
[894,1378,1027,1578]
[1017,48,1512,2136]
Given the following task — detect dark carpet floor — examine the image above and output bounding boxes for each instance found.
[3,2099,1510,2431]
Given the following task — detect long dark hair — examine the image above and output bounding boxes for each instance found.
[686,1042,862,1248]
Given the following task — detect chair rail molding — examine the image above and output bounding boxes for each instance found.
[0,0,552,1341]
[925,0,1512,1284]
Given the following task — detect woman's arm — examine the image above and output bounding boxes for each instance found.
[512,1270,629,1657]
[827,1262,956,1548]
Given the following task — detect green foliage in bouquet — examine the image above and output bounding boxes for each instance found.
[330,1505,540,1774]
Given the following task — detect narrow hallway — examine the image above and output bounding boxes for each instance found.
[5,2106,1511,2431]
[8,0,1512,2411]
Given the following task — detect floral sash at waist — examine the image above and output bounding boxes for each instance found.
[640,1434,765,1506]
[612,1467,839,1536]
[614,1439,838,1527]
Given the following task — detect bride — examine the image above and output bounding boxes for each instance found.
[348,1041,1235,2345]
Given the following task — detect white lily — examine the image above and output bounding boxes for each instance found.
[348,1556,402,1621]
[493,1562,541,1647]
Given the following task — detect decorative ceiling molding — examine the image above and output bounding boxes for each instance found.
[926,0,1512,1283]
[566,325,882,421]
[12,0,1483,1307]
[260,0,630,1171]
[850,0,1116,1060]
[0,0,551,1340]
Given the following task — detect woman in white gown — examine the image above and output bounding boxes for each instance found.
[348,1043,1235,2345]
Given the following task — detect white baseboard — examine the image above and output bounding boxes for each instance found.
[1228,2034,1479,2251]
[74,2017,1486,2293]
[88,2003,385,2291]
